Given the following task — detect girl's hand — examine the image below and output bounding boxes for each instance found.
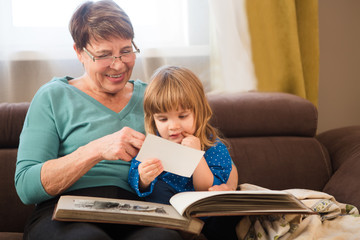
[138,158,163,189]
[181,132,201,150]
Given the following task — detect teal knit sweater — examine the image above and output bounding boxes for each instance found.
[15,77,146,204]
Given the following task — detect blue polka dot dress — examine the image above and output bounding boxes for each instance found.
[128,139,232,198]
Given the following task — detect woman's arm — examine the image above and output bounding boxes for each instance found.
[41,127,145,196]
[15,80,147,204]
[16,124,144,204]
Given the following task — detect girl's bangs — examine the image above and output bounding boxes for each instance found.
[148,84,194,114]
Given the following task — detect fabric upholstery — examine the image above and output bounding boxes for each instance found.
[208,92,330,191]
[0,93,359,239]
[227,137,331,191]
[0,102,34,236]
[0,102,29,148]
[208,92,318,137]
[317,126,360,209]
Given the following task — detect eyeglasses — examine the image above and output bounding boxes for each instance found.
[83,41,140,66]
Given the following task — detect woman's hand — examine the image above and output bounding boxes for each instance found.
[95,126,145,162]
[41,127,145,196]
[138,158,163,190]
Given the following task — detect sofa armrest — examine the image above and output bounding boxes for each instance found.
[0,102,30,148]
[0,102,33,234]
[316,126,360,209]
[316,126,360,172]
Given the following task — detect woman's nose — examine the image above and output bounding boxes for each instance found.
[109,57,126,70]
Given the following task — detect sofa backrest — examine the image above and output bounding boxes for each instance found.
[207,92,332,191]
[0,92,334,233]
[0,102,33,232]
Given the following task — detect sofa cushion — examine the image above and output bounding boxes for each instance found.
[317,126,360,172]
[228,136,332,191]
[0,102,30,148]
[0,232,23,240]
[207,92,318,138]
[0,103,33,233]
[207,92,328,191]
[0,149,34,232]
[317,126,360,209]
[323,157,360,209]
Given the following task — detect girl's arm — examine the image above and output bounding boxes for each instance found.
[226,164,239,189]
[181,133,214,190]
[187,137,235,191]
[192,157,214,190]
[209,165,238,191]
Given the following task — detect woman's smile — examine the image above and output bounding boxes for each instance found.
[105,73,124,83]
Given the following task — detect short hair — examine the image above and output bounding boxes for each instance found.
[144,66,220,150]
[69,0,134,50]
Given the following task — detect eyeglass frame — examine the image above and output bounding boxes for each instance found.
[82,40,140,65]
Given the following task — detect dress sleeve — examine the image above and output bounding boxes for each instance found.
[205,140,233,186]
[128,158,157,197]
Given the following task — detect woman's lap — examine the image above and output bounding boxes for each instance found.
[25,213,182,240]
[24,186,183,240]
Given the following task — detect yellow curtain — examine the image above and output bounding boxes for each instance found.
[246,0,319,106]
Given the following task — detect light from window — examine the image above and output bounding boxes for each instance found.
[12,0,84,27]
[11,0,188,48]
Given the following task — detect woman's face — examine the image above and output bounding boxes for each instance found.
[76,37,136,95]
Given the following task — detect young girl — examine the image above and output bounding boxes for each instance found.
[128,65,233,205]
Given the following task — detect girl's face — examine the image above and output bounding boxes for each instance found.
[154,108,196,144]
[76,37,136,95]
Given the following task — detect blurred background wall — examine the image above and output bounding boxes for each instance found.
[0,0,359,134]
[317,0,360,133]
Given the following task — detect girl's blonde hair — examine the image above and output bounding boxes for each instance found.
[144,66,220,150]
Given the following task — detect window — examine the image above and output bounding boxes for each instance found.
[0,0,211,103]
[1,0,209,59]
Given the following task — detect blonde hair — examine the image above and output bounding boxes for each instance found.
[144,66,220,150]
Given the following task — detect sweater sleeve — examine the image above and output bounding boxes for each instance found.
[128,158,157,197]
[15,89,59,204]
[205,140,233,186]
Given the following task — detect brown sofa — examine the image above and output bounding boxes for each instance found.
[1,92,360,239]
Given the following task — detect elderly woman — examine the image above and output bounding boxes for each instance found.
[15,1,238,239]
